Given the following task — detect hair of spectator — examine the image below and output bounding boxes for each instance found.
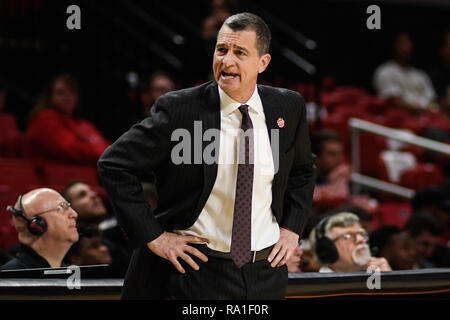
[327,205,373,222]
[369,225,401,255]
[310,130,342,157]
[223,12,271,56]
[61,180,87,202]
[404,212,443,237]
[28,73,80,123]
[309,212,360,260]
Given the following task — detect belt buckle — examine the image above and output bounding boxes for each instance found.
[252,250,257,263]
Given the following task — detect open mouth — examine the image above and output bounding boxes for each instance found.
[221,71,239,80]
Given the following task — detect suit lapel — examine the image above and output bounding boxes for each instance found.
[258,84,282,174]
[258,85,283,214]
[195,81,221,213]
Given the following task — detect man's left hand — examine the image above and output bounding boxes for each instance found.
[267,227,300,268]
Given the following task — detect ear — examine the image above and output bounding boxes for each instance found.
[258,53,271,74]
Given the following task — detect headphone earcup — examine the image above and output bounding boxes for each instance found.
[28,216,47,236]
[315,237,339,265]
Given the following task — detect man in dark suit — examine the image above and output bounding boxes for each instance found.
[97,12,316,299]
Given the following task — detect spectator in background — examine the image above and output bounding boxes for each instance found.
[25,73,110,165]
[61,181,132,277]
[0,250,12,267]
[309,212,391,272]
[426,31,450,143]
[373,32,438,113]
[429,31,450,114]
[0,85,21,154]
[311,130,378,215]
[411,185,450,247]
[404,212,450,268]
[369,225,418,270]
[140,71,176,118]
[65,225,113,273]
[202,0,238,41]
[1,188,78,271]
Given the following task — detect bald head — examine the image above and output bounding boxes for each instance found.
[20,188,65,218]
[12,188,79,245]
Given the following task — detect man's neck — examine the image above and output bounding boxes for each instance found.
[31,240,71,268]
[394,59,410,69]
[223,85,257,104]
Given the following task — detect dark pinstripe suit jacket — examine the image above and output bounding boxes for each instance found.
[97,80,316,299]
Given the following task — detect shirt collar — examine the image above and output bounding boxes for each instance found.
[17,244,52,268]
[218,85,263,117]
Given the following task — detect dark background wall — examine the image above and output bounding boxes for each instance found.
[0,0,449,140]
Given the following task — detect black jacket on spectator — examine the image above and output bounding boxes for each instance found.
[0,244,67,271]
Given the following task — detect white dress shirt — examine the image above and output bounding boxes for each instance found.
[373,61,436,109]
[174,86,280,252]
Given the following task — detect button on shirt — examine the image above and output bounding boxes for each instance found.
[174,86,280,252]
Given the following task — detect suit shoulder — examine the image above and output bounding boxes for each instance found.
[156,81,214,106]
[258,85,304,102]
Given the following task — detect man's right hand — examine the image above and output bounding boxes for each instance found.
[147,231,210,274]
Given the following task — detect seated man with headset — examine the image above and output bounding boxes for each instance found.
[310,212,391,272]
[1,188,79,271]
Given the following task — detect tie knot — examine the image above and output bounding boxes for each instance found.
[238,104,249,115]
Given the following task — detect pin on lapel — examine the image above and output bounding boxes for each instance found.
[277,117,285,128]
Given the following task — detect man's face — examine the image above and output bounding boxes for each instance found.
[74,236,112,265]
[317,140,344,175]
[51,80,78,115]
[394,33,413,63]
[213,25,271,102]
[330,223,369,271]
[39,195,79,244]
[66,183,107,222]
[384,232,417,270]
[414,230,437,262]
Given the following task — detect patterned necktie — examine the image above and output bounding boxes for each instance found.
[230,104,254,268]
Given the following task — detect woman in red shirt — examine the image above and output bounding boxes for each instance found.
[26,74,110,164]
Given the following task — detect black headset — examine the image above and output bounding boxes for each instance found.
[315,216,339,265]
[6,194,48,236]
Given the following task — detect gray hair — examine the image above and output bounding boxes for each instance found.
[222,12,271,56]
[309,212,361,265]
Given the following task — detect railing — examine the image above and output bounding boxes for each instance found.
[349,117,450,198]
[1,268,449,299]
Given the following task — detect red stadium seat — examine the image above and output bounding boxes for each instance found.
[358,132,387,177]
[372,201,412,229]
[0,113,24,157]
[0,184,19,251]
[40,162,100,187]
[399,163,444,191]
[0,158,43,195]
[0,113,20,141]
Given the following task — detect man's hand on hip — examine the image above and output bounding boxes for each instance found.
[267,227,300,268]
[147,231,210,274]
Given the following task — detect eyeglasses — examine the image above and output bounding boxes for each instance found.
[34,201,72,216]
[333,231,369,243]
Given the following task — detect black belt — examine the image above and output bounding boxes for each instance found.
[191,243,274,263]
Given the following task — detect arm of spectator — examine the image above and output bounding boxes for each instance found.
[365,257,392,272]
[328,163,351,183]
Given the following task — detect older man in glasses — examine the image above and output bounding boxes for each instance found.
[0,188,79,271]
[310,212,391,272]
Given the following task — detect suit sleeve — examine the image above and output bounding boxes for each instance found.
[97,97,172,249]
[280,93,317,237]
